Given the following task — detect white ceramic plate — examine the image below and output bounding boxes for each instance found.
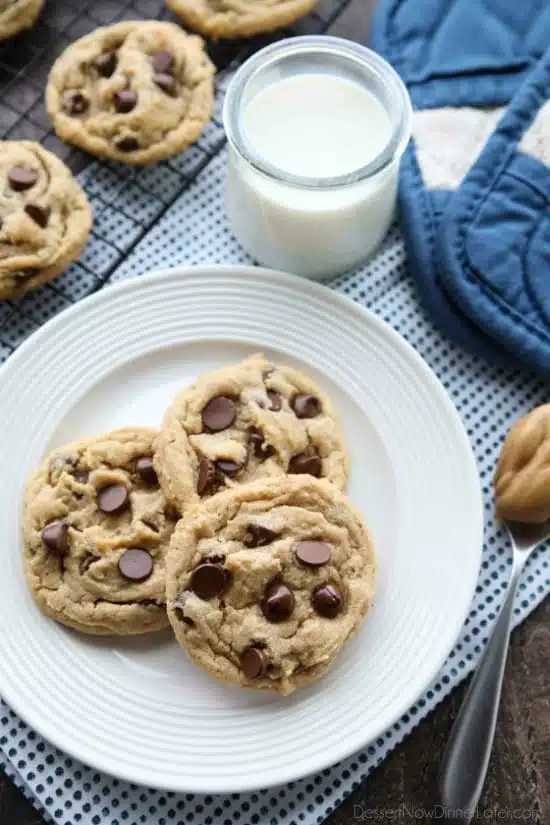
[0,266,483,793]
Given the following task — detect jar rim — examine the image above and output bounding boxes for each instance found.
[223,36,412,191]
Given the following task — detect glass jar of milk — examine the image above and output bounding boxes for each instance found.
[223,36,412,281]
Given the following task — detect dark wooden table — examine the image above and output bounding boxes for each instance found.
[1,2,549,823]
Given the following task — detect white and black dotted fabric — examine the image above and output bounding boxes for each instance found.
[1,90,550,825]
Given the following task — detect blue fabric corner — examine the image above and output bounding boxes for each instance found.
[371,0,550,368]
[439,48,550,377]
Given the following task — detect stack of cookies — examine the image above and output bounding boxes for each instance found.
[23,354,377,694]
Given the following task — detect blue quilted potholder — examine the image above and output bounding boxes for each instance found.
[370,0,550,364]
[440,48,550,377]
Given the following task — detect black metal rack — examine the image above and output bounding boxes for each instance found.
[0,0,353,362]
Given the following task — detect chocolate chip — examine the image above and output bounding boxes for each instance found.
[94,51,117,77]
[243,524,278,548]
[215,459,241,476]
[292,394,321,418]
[174,605,194,626]
[62,91,89,115]
[267,390,282,411]
[114,89,137,113]
[136,456,157,486]
[191,562,227,599]
[24,203,49,228]
[202,396,236,432]
[288,451,322,477]
[97,484,129,514]
[295,540,331,567]
[73,469,90,484]
[248,427,274,460]
[79,554,97,574]
[262,580,295,623]
[241,645,268,679]
[8,166,37,191]
[118,548,154,582]
[197,458,218,495]
[41,520,69,555]
[152,50,174,74]
[115,136,139,152]
[312,583,342,618]
[154,73,177,96]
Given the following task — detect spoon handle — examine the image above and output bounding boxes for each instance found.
[438,559,524,820]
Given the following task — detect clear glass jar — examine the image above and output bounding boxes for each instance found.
[223,36,412,281]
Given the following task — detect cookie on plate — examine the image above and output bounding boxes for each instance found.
[0,0,44,41]
[46,21,215,165]
[0,141,92,300]
[166,475,376,694]
[154,353,349,511]
[23,429,177,635]
[166,0,318,39]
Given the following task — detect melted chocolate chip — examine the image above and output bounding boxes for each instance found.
[154,73,177,96]
[115,136,139,152]
[24,203,49,228]
[136,456,157,486]
[288,451,322,477]
[41,520,69,555]
[262,580,295,623]
[114,89,137,113]
[295,540,332,567]
[202,396,236,432]
[241,645,268,679]
[266,390,282,411]
[248,427,274,460]
[118,548,154,582]
[62,91,89,115]
[152,50,174,74]
[243,524,278,548]
[191,562,227,599]
[197,457,218,495]
[97,484,129,515]
[215,459,241,476]
[312,583,342,618]
[292,394,321,418]
[79,554,97,574]
[94,51,117,77]
[73,468,90,484]
[8,165,37,191]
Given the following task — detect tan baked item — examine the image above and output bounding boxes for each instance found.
[166,475,376,694]
[46,21,215,165]
[0,0,43,41]
[494,404,550,523]
[0,141,92,300]
[166,0,317,39]
[23,429,177,635]
[154,353,349,512]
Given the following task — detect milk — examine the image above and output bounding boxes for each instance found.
[243,75,392,179]
[223,38,412,280]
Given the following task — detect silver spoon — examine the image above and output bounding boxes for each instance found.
[439,519,549,820]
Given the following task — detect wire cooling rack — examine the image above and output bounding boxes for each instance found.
[0,0,353,363]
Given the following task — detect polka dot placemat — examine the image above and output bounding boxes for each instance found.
[2,124,550,825]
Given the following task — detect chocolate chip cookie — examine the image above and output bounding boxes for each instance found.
[166,0,318,39]
[0,141,92,300]
[154,353,349,511]
[23,429,177,635]
[46,21,215,165]
[0,0,44,41]
[166,475,376,693]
